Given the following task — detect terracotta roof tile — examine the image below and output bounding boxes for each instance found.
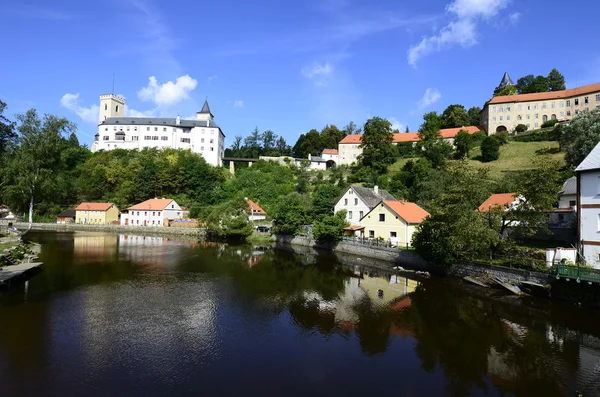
[383,200,429,223]
[127,199,174,211]
[344,225,365,231]
[75,202,115,211]
[489,82,600,104]
[339,126,483,145]
[322,149,339,155]
[246,199,267,216]
[478,193,517,212]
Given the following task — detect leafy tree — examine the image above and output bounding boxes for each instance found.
[1,110,74,227]
[454,130,472,158]
[515,124,528,133]
[320,124,344,149]
[417,111,451,169]
[358,117,396,175]
[494,85,518,97]
[343,121,361,135]
[293,129,321,158]
[441,104,470,129]
[480,136,500,162]
[541,119,559,128]
[311,184,342,220]
[467,106,482,126]
[388,158,434,202]
[561,109,600,169]
[312,210,349,244]
[271,193,307,235]
[261,129,277,153]
[547,68,566,91]
[532,75,550,93]
[0,100,16,161]
[516,75,535,94]
[205,199,254,240]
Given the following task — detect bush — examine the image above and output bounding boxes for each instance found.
[541,119,559,128]
[494,132,510,145]
[454,129,473,158]
[470,131,487,146]
[312,210,350,244]
[515,124,528,133]
[512,128,559,142]
[397,142,418,158]
[481,136,500,162]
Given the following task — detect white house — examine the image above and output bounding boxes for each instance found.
[558,176,577,209]
[259,149,339,171]
[91,95,225,167]
[576,142,600,268]
[246,199,267,221]
[121,198,183,227]
[333,185,397,223]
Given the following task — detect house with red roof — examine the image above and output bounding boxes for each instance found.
[477,193,521,212]
[75,202,119,225]
[121,198,182,227]
[246,198,267,221]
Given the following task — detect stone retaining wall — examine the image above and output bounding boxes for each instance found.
[12,222,206,238]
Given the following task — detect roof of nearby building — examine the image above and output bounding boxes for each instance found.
[128,199,175,211]
[339,126,483,144]
[322,149,338,155]
[576,141,600,172]
[344,225,365,231]
[246,199,267,216]
[559,176,577,195]
[99,117,220,130]
[199,100,212,115]
[498,72,515,88]
[75,202,115,211]
[478,193,517,212]
[57,209,76,218]
[382,200,430,224]
[351,186,397,208]
[489,82,600,105]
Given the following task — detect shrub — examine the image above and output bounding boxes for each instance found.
[397,142,418,158]
[541,119,559,128]
[481,136,500,162]
[515,124,528,133]
[312,210,350,244]
[512,128,559,142]
[494,132,510,145]
[454,129,473,158]
[470,131,487,146]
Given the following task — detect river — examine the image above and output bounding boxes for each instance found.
[1,231,599,396]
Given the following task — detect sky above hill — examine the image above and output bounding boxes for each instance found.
[1,0,599,148]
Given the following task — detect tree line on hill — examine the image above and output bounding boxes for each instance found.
[494,68,566,96]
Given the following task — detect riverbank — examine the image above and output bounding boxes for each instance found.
[10,222,207,238]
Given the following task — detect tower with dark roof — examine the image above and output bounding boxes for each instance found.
[497,72,515,89]
[196,99,214,122]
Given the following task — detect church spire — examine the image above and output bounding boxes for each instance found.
[498,72,515,89]
[199,99,212,116]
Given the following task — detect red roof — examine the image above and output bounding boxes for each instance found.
[322,149,338,155]
[339,126,483,144]
[478,193,517,212]
[75,202,115,211]
[383,200,430,223]
[489,82,600,104]
[247,199,267,216]
[128,199,174,211]
[344,225,365,231]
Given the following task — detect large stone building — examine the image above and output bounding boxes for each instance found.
[481,78,600,134]
[92,94,225,167]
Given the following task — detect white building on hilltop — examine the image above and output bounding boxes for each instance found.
[91,94,225,167]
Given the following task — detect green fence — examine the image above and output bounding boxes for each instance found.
[556,265,600,284]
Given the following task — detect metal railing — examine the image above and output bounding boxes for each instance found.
[556,264,600,284]
[340,236,413,250]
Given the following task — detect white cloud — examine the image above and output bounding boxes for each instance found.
[138,75,198,106]
[389,117,405,132]
[509,12,520,25]
[416,88,441,110]
[60,93,99,124]
[407,0,511,66]
[302,62,334,86]
[126,106,155,118]
[233,100,244,108]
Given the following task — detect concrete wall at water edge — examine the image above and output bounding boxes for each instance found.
[448,262,554,285]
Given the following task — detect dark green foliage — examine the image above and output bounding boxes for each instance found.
[515,124,528,133]
[293,125,346,158]
[494,85,518,97]
[467,106,482,126]
[470,131,487,145]
[515,69,564,94]
[205,199,254,240]
[541,119,559,128]
[388,158,435,202]
[547,68,566,91]
[418,112,451,169]
[454,130,473,158]
[396,142,418,158]
[493,132,510,145]
[358,117,396,175]
[440,104,470,129]
[480,136,500,162]
[311,185,342,220]
[561,109,600,169]
[227,127,292,158]
[312,210,350,244]
[271,193,307,236]
[511,128,560,142]
[0,100,16,162]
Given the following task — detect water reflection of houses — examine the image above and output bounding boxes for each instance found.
[117,234,198,267]
[73,233,119,259]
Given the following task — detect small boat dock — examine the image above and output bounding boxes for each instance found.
[0,262,43,287]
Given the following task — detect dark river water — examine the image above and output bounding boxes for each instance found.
[1,231,600,396]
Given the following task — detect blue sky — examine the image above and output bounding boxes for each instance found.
[1,0,599,148]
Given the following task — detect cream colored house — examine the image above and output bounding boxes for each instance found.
[334,185,397,223]
[337,126,483,165]
[358,200,429,248]
[481,81,600,134]
[75,202,119,225]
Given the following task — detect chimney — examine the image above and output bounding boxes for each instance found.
[176,115,181,126]
[374,185,379,195]
[308,154,312,160]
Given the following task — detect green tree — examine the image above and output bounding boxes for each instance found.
[515,124,528,133]
[311,184,342,220]
[312,210,350,244]
[358,117,396,175]
[293,129,321,158]
[418,112,451,169]
[547,68,566,91]
[343,121,361,135]
[561,109,600,169]
[516,75,535,94]
[320,124,344,149]
[480,136,500,162]
[271,193,307,235]
[205,199,254,240]
[440,104,470,129]
[1,110,75,227]
[454,130,472,158]
[467,106,481,126]
[0,100,16,161]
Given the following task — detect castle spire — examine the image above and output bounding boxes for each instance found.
[498,72,515,89]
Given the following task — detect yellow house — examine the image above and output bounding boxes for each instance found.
[359,200,429,247]
[75,202,119,225]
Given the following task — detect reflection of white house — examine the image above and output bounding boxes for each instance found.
[333,185,397,223]
[576,142,600,268]
[121,198,183,227]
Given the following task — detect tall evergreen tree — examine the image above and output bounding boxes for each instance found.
[547,68,566,91]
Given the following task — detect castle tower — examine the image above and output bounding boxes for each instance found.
[196,99,214,122]
[497,72,515,89]
[99,94,125,123]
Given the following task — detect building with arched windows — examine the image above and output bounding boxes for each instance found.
[91,94,225,167]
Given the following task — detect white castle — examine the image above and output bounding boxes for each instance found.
[91,94,225,167]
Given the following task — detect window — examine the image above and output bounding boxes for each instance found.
[113,127,116,131]
[201,138,204,143]
[161,136,168,141]
[354,198,358,205]
[534,113,539,119]
[116,105,119,113]
[348,211,353,219]
[542,103,547,109]
[158,221,160,225]
[116,135,125,141]
[567,110,571,117]
[210,147,214,151]
[154,127,158,131]
[131,136,138,141]
[180,138,191,143]
[349,190,353,194]
[127,127,130,131]
[507,115,510,121]
[200,146,204,151]
[104,104,107,110]
[598,213,600,232]
[506,106,510,112]
[551,114,556,120]
[526,123,530,128]
[378,213,385,222]
[390,231,397,238]
[152,136,159,140]
[210,139,214,144]
[499,107,503,113]
[369,230,375,238]
[147,127,150,131]
[492,106,496,113]
[517,104,522,111]
[585,96,589,104]
[152,220,155,225]
[527,105,531,110]
[134,127,137,131]
[152,212,155,216]
[526,114,530,120]
[535,122,539,128]
[499,116,503,121]
[542,115,548,122]
[566,100,571,107]
[575,109,580,115]
[560,111,564,117]
[492,116,496,122]
[344,199,348,205]
[144,212,147,216]
[517,115,522,121]
[105,128,108,131]
[173,128,176,132]
[596,94,600,101]
[574,98,579,106]
[534,104,538,110]
[103,136,109,141]
[551,102,556,109]
[144,136,151,140]
[359,211,363,219]
[569,200,576,207]
[137,220,139,225]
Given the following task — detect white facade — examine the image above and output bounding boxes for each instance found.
[334,188,372,223]
[122,200,183,227]
[578,171,600,268]
[91,95,225,167]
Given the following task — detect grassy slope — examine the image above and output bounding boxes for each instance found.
[389,141,564,180]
